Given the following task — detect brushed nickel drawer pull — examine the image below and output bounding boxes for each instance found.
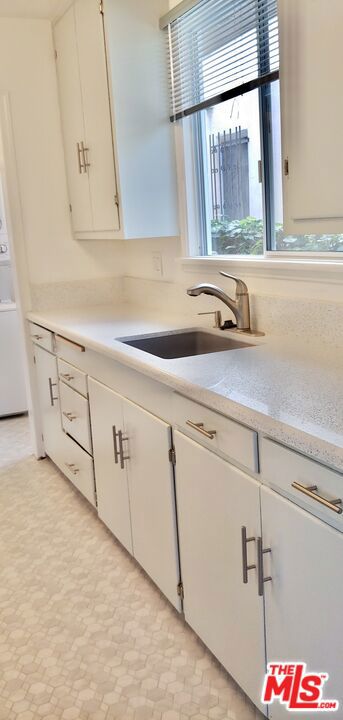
[65,463,80,476]
[33,333,43,340]
[56,335,85,352]
[60,373,75,382]
[81,141,90,171]
[77,142,84,174]
[63,411,77,422]
[186,421,217,440]
[241,526,256,584]
[118,430,130,470]
[292,481,343,514]
[48,377,58,407]
[112,425,119,465]
[257,537,272,597]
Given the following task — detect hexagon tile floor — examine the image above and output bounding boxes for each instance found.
[0,416,264,720]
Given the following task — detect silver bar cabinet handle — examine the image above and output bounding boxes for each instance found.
[241,527,256,584]
[112,425,119,465]
[257,537,272,597]
[292,481,343,515]
[186,421,217,440]
[118,430,130,470]
[77,142,84,174]
[48,377,58,407]
[81,141,90,172]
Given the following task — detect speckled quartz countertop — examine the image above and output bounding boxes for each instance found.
[27,304,343,473]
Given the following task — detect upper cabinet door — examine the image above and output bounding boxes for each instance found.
[54,6,93,233]
[74,0,120,234]
[279,0,343,234]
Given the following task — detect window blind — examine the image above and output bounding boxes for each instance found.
[160,0,279,122]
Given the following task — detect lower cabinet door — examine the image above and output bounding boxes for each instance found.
[88,378,132,554]
[261,487,343,720]
[123,399,181,611]
[174,431,266,713]
[34,345,64,469]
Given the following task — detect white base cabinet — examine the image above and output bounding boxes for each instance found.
[88,378,132,553]
[125,400,180,610]
[174,431,266,713]
[89,378,181,609]
[34,345,65,470]
[261,486,343,719]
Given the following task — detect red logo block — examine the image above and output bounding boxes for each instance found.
[262,663,339,712]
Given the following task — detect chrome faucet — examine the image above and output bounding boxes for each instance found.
[187,272,251,331]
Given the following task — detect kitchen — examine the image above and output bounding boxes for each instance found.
[0,0,342,719]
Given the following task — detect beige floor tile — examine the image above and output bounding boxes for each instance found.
[0,416,264,719]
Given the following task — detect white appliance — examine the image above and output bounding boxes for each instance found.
[0,303,27,416]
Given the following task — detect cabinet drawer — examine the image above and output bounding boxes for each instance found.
[30,322,54,352]
[61,432,95,507]
[60,381,92,454]
[58,358,88,398]
[260,437,343,532]
[173,394,258,473]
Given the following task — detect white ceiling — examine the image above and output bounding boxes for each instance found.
[0,0,71,20]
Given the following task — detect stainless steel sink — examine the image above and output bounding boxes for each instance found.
[118,330,253,359]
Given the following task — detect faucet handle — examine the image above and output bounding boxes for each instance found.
[219,271,248,295]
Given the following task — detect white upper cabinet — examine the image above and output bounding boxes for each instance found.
[54,1,119,239]
[54,0,179,240]
[279,0,343,235]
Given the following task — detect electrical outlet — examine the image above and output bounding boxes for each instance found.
[152,252,163,277]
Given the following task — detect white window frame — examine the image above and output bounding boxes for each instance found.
[175,118,343,281]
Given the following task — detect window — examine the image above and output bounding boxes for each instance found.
[161,0,343,257]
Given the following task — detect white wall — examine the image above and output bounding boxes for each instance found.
[0,17,124,292]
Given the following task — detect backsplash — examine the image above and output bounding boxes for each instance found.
[30,277,123,311]
[122,276,343,348]
[30,274,343,347]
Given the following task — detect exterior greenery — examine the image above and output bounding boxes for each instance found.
[211,217,343,255]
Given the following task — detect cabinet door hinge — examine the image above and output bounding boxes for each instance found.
[177,582,184,599]
[284,157,289,176]
[99,0,104,14]
[114,193,120,209]
[169,447,176,466]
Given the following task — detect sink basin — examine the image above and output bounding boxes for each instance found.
[118,330,253,359]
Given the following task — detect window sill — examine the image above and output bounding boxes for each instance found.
[177,255,343,283]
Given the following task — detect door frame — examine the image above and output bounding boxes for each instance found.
[0,92,43,457]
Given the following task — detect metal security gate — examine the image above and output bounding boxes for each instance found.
[209,127,249,221]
